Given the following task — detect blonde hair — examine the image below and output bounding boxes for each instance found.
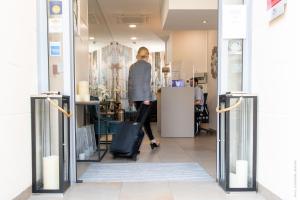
[136,47,149,60]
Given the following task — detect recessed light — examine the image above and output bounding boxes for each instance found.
[202,20,207,24]
[89,37,95,40]
[131,37,137,40]
[129,24,137,28]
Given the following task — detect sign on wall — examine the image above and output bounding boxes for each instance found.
[49,42,61,57]
[267,0,287,22]
[49,0,62,16]
[222,5,246,39]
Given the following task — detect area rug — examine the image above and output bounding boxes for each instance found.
[80,162,213,182]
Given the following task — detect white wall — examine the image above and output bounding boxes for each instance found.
[206,30,218,130]
[75,0,89,84]
[166,30,218,130]
[165,35,172,64]
[251,1,300,199]
[0,1,37,199]
[161,0,169,27]
[169,0,217,10]
[171,31,208,79]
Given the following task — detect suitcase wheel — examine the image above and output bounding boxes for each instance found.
[132,154,137,161]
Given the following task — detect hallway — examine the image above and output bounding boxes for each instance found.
[29,128,265,200]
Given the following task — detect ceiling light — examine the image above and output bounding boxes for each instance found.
[202,20,207,24]
[129,24,137,28]
[89,37,95,40]
[131,37,137,40]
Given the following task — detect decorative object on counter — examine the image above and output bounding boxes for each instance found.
[117,107,125,121]
[210,46,218,79]
[77,81,90,101]
[162,64,171,87]
[90,84,110,102]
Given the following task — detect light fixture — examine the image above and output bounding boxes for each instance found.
[89,37,95,40]
[129,24,137,28]
[202,20,207,24]
[131,37,137,40]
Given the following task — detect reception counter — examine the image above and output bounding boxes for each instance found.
[160,87,194,137]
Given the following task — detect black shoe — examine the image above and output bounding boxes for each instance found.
[150,142,160,150]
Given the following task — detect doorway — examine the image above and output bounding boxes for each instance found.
[38,0,256,194]
[72,0,219,183]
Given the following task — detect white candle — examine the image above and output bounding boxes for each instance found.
[43,155,59,190]
[230,172,238,188]
[236,160,248,188]
[78,81,89,95]
[80,94,90,102]
[76,95,81,101]
[79,153,85,160]
[230,160,248,188]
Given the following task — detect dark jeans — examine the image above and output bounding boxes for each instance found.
[134,101,154,141]
[194,105,202,133]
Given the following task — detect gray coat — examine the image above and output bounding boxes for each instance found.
[128,60,152,101]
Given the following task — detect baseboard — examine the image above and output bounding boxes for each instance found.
[13,186,31,200]
[258,182,282,200]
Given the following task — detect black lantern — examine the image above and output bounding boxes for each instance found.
[217,93,257,191]
[31,94,71,193]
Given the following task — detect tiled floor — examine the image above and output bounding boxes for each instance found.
[29,124,265,200]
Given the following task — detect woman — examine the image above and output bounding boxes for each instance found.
[128,47,160,149]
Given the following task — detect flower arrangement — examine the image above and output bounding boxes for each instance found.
[89,84,110,101]
[97,84,110,101]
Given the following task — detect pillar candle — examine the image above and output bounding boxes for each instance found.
[43,155,59,190]
[78,81,89,95]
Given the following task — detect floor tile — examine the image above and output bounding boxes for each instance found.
[119,182,173,200]
[64,182,121,200]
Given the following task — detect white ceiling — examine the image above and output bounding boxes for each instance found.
[163,10,218,30]
[88,0,218,51]
[89,0,167,52]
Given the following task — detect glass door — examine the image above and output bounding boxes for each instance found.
[218,98,227,189]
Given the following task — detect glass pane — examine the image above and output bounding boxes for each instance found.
[47,0,64,92]
[63,102,69,182]
[227,40,243,91]
[34,98,60,190]
[229,97,254,188]
[220,102,226,185]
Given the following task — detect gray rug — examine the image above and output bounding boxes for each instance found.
[80,162,213,182]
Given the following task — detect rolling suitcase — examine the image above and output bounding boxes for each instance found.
[109,104,150,161]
